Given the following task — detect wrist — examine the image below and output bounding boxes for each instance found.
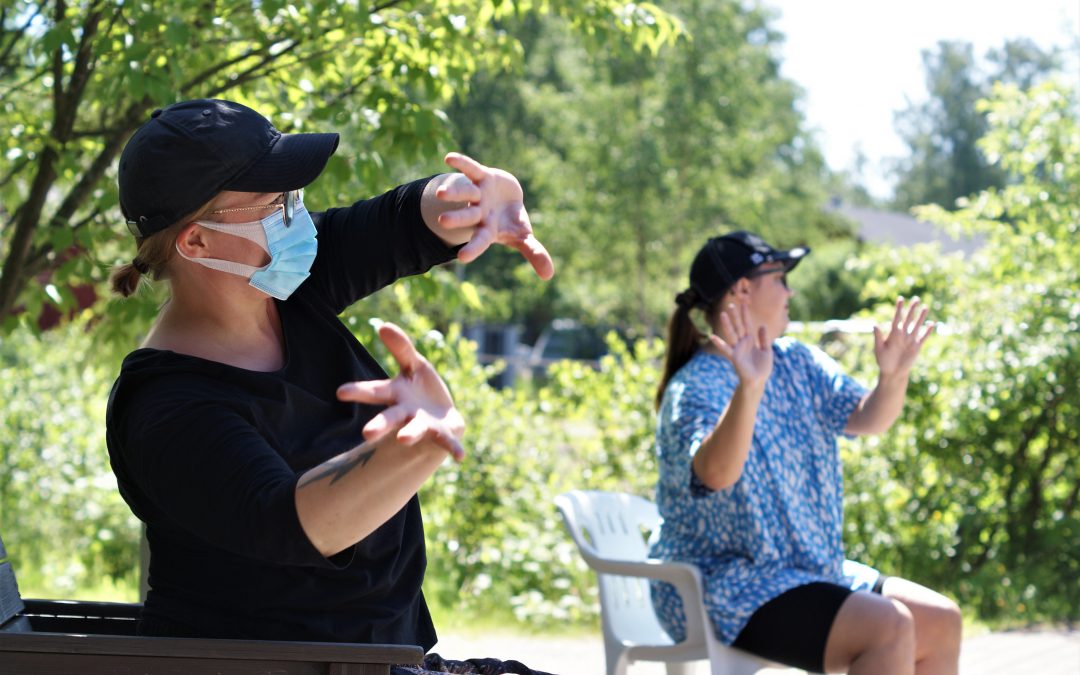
[876,370,910,389]
[735,380,767,399]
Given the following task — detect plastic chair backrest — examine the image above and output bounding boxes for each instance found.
[557,490,674,647]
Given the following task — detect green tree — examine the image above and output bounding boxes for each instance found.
[843,80,1080,623]
[890,38,1060,210]
[0,0,678,334]
[446,1,853,335]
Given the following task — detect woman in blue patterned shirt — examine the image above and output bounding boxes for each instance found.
[650,231,961,674]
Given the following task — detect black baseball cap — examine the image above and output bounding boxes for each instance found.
[119,99,340,237]
[687,231,809,305]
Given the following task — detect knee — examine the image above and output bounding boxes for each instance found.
[880,599,917,653]
[926,598,963,649]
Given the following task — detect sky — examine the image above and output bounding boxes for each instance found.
[763,0,1080,199]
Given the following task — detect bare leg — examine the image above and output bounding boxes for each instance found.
[882,577,962,675]
[823,591,916,675]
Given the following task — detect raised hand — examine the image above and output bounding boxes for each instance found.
[336,322,465,461]
[874,297,934,378]
[432,152,554,280]
[709,302,773,388]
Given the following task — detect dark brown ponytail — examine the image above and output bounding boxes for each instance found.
[655,282,735,410]
[655,301,706,410]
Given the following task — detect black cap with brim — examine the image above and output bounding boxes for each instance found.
[119,99,340,238]
[773,246,810,273]
[687,231,811,307]
[226,131,340,193]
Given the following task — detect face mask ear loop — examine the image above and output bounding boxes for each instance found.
[174,242,267,277]
[192,220,271,255]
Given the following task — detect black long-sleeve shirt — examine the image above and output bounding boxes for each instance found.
[106,178,454,649]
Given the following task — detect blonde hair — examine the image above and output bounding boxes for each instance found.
[109,200,217,297]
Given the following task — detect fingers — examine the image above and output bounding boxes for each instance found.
[891,297,904,333]
[718,310,737,345]
[910,306,929,335]
[709,333,734,360]
[513,233,555,280]
[434,174,483,204]
[444,152,489,183]
[724,303,744,339]
[902,297,923,333]
[437,205,483,230]
[397,411,466,461]
[337,379,395,404]
[377,322,422,376]
[457,226,496,264]
[917,321,936,346]
[873,325,883,351]
[740,303,753,339]
[756,325,768,351]
[362,406,409,441]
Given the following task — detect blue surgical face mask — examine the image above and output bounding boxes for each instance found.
[179,195,318,300]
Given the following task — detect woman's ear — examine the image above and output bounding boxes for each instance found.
[732,277,752,299]
[175,222,209,258]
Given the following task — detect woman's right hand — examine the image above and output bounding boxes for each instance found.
[709,302,773,388]
[336,322,465,461]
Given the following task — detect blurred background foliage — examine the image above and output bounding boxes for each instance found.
[1,0,1076,631]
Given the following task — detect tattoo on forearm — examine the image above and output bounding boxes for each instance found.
[298,442,377,488]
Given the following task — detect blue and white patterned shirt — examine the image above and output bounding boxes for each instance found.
[649,337,869,644]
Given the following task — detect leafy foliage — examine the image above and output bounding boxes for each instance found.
[839,80,1080,623]
[447,0,855,334]
[2,3,1076,635]
[0,315,139,598]
[890,38,1061,210]
[0,0,679,335]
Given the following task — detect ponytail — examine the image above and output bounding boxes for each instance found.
[109,260,146,298]
[655,301,706,411]
[655,286,729,410]
[108,199,216,298]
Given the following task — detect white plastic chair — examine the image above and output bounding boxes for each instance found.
[555,489,774,675]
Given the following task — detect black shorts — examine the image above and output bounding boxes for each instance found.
[732,576,888,673]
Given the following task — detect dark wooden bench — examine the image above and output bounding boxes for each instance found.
[0,534,423,674]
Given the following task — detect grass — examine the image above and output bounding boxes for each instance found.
[19,574,139,603]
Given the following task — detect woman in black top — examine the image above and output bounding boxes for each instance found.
[106,99,553,674]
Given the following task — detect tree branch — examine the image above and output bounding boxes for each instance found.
[180,45,270,95]
[51,2,66,109]
[0,156,30,190]
[31,98,154,270]
[202,39,303,99]
[0,96,153,319]
[370,0,411,12]
[53,1,105,141]
[966,394,1054,572]
[0,7,39,75]
[0,63,53,102]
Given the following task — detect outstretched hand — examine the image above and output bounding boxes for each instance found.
[433,152,554,280]
[336,322,465,461]
[874,297,934,378]
[709,302,773,388]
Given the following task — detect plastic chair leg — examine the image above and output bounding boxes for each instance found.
[605,644,630,675]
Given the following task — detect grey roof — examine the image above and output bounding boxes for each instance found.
[827,200,983,256]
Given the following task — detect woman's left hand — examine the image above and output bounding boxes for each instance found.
[336,322,466,461]
[432,152,554,280]
[874,297,934,378]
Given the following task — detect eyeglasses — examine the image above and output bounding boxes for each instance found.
[746,267,788,288]
[208,190,301,227]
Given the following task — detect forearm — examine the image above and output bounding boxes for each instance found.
[693,382,765,490]
[421,174,472,246]
[844,372,910,435]
[294,437,449,557]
